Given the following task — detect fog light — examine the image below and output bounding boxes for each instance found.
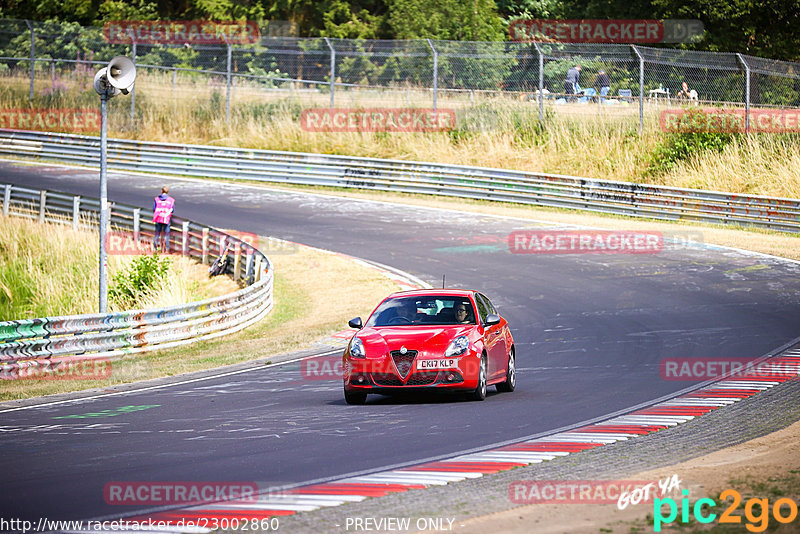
[446,373,455,382]
[357,375,365,383]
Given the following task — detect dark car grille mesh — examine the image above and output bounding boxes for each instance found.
[406,371,438,386]
[391,350,417,378]
[371,373,404,386]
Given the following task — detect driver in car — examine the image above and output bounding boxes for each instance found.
[454,303,472,324]
[395,302,417,323]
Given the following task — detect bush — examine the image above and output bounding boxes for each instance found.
[647,108,736,175]
[109,254,171,309]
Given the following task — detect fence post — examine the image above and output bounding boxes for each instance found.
[226,41,232,124]
[246,249,255,284]
[51,59,55,84]
[181,221,189,256]
[631,45,644,133]
[736,53,751,134]
[254,255,262,282]
[324,37,335,109]
[427,39,438,110]
[26,20,34,101]
[39,190,46,223]
[201,227,209,264]
[172,68,177,90]
[132,208,140,242]
[533,42,544,123]
[233,242,241,281]
[72,195,80,230]
[3,184,11,217]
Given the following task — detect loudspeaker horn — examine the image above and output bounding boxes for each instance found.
[106,56,136,92]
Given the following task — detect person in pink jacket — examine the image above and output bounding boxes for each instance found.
[152,186,175,253]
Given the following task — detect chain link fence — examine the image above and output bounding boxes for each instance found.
[1,18,799,130]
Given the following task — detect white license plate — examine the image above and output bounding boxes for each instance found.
[416,358,458,370]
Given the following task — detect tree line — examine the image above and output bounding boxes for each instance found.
[1,0,797,61]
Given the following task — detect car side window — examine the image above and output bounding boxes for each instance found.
[474,294,489,325]
[479,293,497,316]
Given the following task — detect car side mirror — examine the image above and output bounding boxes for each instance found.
[484,314,501,326]
[348,317,363,329]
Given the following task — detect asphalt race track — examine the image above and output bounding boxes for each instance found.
[2,160,800,523]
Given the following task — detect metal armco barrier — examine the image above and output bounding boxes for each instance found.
[0,181,273,376]
[0,129,799,232]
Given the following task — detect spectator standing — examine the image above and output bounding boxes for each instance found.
[153,186,175,253]
[676,81,698,102]
[594,69,611,102]
[564,64,581,101]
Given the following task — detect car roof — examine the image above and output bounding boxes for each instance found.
[385,288,476,299]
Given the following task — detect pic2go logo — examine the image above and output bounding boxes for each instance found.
[654,489,799,532]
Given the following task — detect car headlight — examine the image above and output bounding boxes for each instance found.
[349,337,366,359]
[445,335,469,357]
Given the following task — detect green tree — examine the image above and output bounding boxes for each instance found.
[388,0,505,41]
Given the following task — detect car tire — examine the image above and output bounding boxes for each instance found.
[496,347,515,393]
[344,389,367,405]
[468,356,487,401]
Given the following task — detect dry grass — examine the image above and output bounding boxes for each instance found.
[4,71,800,198]
[0,215,238,320]
[1,241,401,401]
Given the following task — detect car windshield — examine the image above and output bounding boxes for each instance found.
[366,296,477,327]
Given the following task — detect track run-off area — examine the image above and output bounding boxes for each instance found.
[2,159,800,528]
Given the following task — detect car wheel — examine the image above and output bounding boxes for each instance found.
[468,356,487,401]
[496,347,516,393]
[344,389,367,405]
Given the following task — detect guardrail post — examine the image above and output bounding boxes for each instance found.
[201,227,209,264]
[246,250,255,284]
[132,208,140,242]
[181,221,189,256]
[254,255,262,282]
[72,195,80,230]
[324,37,335,109]
[427,38,438,111]
[631,45,644,133]
[3,184,10,217]
[736,53,751,134]
[533,42,544,123]
[233,242,242,281]
[39,190,46,223]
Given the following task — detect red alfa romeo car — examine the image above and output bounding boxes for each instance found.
[342,289,515,404]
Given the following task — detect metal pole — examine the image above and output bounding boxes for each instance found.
[26,20,34,101]
[99,91,109,313]
[130,35,137,127]
[2,184,10,217]
[39,190,46,223]
[324,37,335,109]
[736,53,751,134]
[631,45,644,133]
[226,42,232,124]
[427,39,438,110]
[533,42,544,123]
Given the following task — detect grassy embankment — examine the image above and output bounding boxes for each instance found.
[2,70,799,197]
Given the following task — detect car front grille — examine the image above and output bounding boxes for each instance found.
[371,373,404,386]
[390,350,417,378]
[406,371,438,386]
